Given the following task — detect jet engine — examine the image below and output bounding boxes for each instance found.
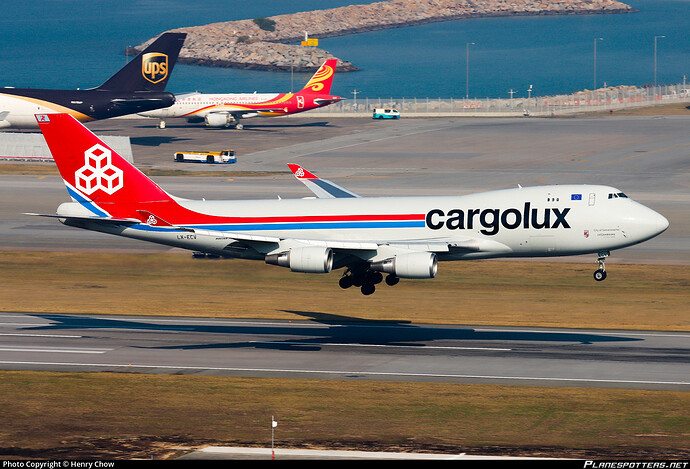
[265,246,334,273]
[370,252,438,279]
[204,113,231,127]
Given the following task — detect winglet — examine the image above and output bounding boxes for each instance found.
[288,163,318,179]
[287,164,360,199]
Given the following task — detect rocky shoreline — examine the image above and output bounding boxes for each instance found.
[132,0,636,72]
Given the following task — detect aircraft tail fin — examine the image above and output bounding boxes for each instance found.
[298,59,338,95]
[96,32,186,92]
[35,113,174,217]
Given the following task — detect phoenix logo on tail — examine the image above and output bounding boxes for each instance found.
[28,114,670,296]
[302,62,335,94]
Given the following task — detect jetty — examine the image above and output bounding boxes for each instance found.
[132,0,636,72]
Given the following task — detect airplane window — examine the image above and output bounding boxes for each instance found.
[618,193,628,198]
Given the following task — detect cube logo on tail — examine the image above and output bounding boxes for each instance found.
[75,144,124,195]
[142,52,169,84]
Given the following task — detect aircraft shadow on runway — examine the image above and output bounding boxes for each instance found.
[26,313,642,352]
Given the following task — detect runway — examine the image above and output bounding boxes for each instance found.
[0,312,687,391]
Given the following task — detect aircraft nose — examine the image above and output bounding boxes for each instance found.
[653,211,670,235]
[629,205,669,241]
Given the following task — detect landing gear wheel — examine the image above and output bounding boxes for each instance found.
[385,274,399,286]
[593,269,607,281]
[158,120,166,129]
[339,275,354,289]
[361,283,376,296]
[235,123,244,130]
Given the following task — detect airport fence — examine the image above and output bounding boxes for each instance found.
[305,83,690,117]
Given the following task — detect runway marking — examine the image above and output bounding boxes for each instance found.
[0,360,687,388]
[0,323,57,327]
[0,348,109,354]
[0,333,83,338]
[251,341,511,352]
[589,142,690,168]
[536,141,690,185]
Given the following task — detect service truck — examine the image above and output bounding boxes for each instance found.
[174,150,236,164]
[372,108,400,119]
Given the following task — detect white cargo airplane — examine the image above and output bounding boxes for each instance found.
[30,114,669,295]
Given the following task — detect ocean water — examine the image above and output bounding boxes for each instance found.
[0,0,688,99]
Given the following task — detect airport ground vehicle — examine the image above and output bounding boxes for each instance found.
[174,150,236,164]
[372,108,400,119]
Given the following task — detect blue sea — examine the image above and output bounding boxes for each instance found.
[1,0,688,99]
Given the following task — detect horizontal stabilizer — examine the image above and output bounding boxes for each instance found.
[24,212,140,225]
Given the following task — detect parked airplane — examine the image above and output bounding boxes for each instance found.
[0,33,186,129]
[30,114,669,295]
[138,59,343,129]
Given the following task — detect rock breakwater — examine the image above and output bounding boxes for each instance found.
[132,0,636,72]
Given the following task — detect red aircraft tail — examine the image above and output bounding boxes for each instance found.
[35,113,174,213]
[298,59,338,95]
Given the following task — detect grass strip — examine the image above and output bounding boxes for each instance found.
[0,251,687,331]
[0,371,688,459]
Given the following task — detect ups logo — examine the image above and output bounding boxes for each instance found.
[142,52,169,84]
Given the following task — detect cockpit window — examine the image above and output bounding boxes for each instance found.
[608,192,628,199]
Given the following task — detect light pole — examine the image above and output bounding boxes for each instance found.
[593,37,603,90]
[654,35,665,87]
[351,89,360,110]
[465,42,475,99]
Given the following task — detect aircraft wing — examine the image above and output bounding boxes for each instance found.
[0,111,9,121]
[288,164,361,199]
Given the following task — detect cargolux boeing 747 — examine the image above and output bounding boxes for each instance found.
[30,114,669,295]
[138,59,343,129]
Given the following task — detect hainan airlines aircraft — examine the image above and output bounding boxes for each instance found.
[30,114,669,295]
[0,33,186,129]
[139,59,343,129]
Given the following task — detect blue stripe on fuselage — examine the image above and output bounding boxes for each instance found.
[186,220,425,231]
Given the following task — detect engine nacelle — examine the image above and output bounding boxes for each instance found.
[204,113,231,127]
[370,252,438,279]
[265,246,333,273]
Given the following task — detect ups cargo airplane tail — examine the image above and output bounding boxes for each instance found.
[0,32,186,129]
[30,114,669,295]
[139,59,343,129]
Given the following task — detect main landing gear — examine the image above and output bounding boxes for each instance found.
[338,266,399,296]
[593,251,610,281]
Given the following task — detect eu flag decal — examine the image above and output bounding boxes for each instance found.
[571,194,582,200]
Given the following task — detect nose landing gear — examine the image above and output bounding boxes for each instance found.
[593,251,609,281]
